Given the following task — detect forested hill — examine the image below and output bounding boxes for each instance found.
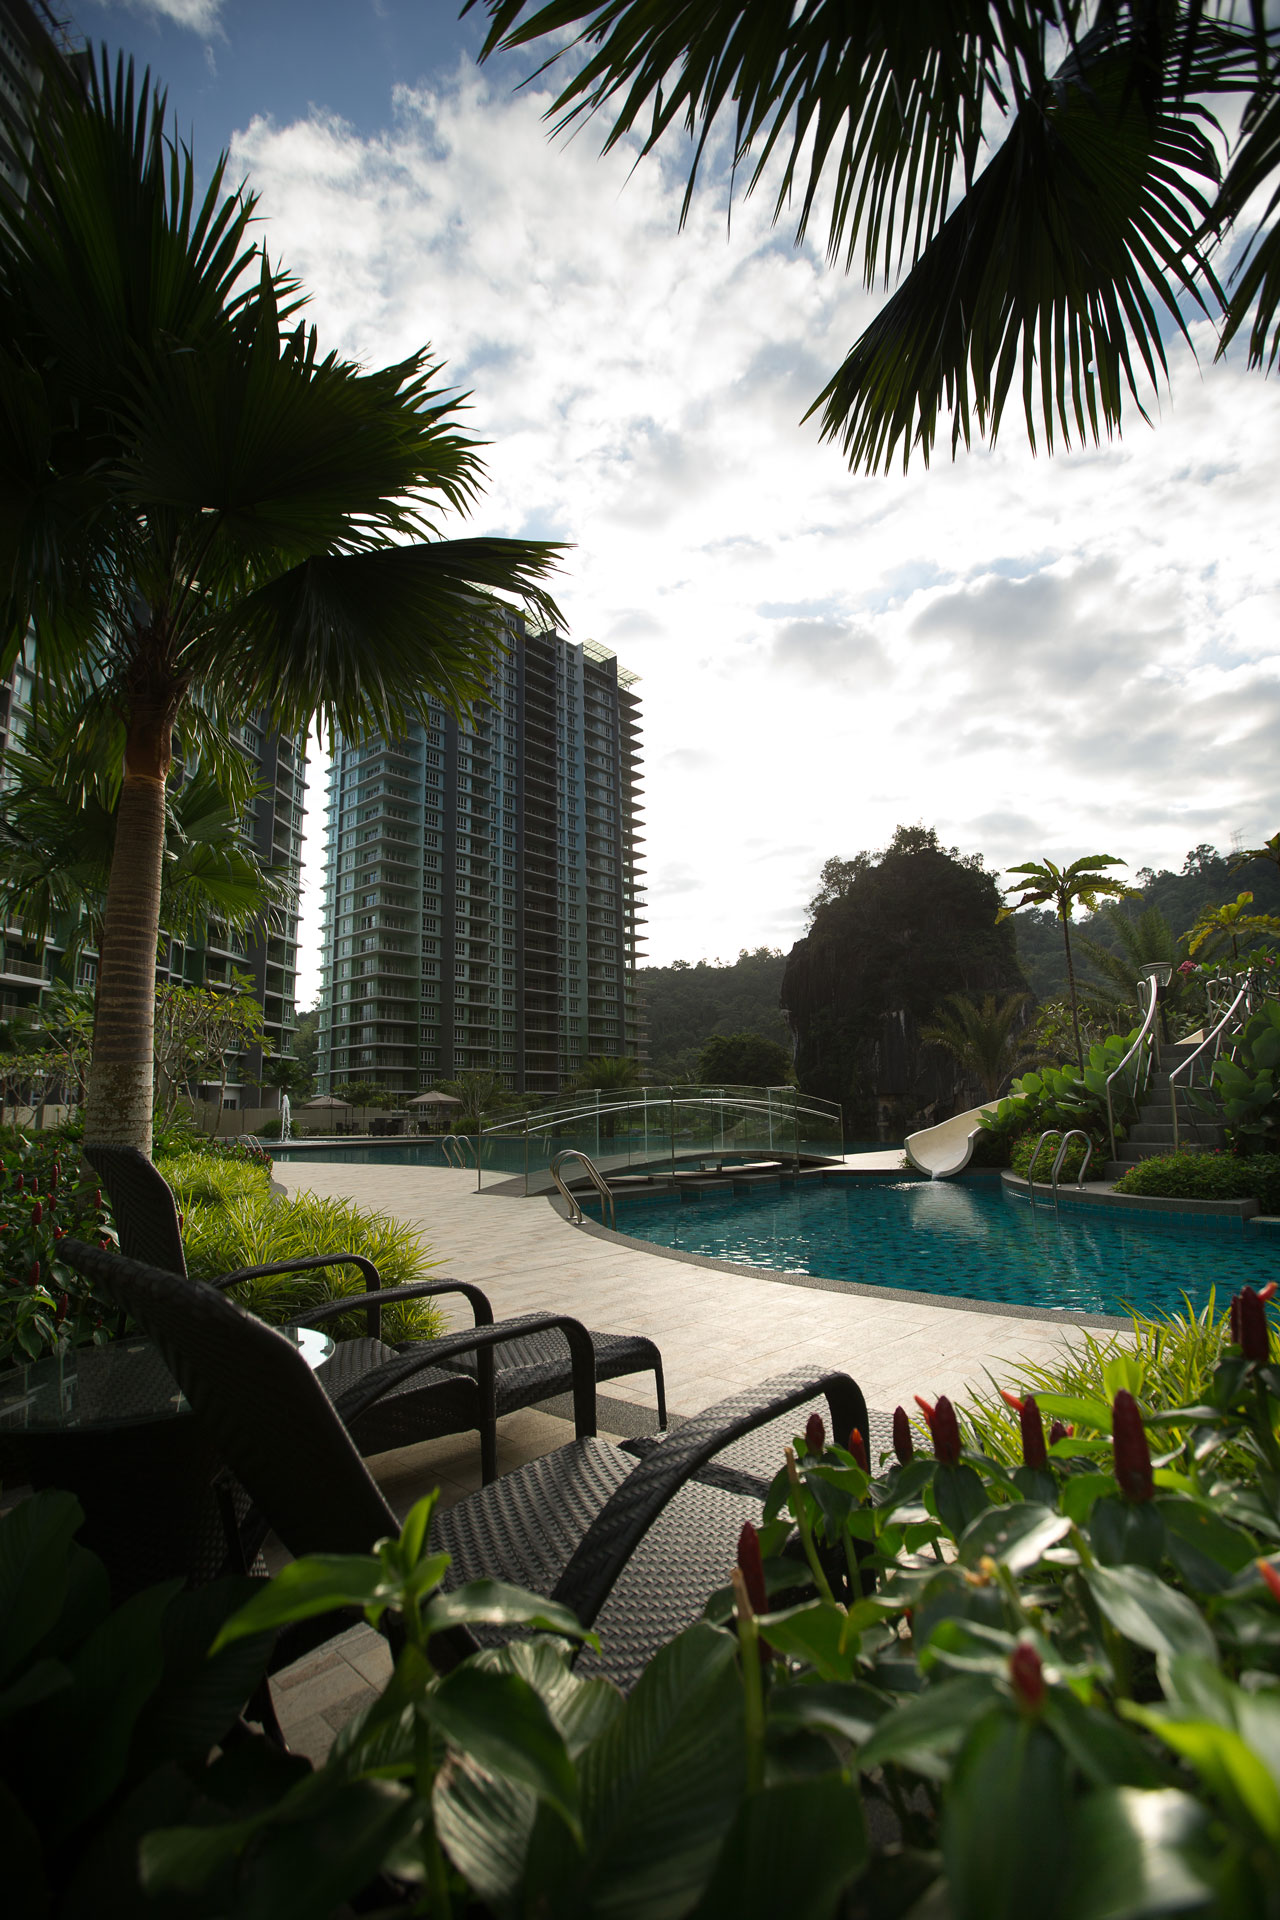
[1012,843,1280,1001]
[638,948,790,1079]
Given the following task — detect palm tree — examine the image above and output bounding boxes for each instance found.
[469,2,1278,467]
[1077,903,1181,1016]
[572,1055,642,1092]
[919,991,1036,1101]
[0,673,290,968]
[997,856,1134,1067]
[439,1070,507,1127]
[0,57,561,1153]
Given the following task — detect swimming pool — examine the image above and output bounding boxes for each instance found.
[609,1175,1279,1320]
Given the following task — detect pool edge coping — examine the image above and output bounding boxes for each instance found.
[556,1197,1133,1332]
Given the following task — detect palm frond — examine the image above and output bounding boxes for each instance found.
[192,537,567,739]
[808,34,1222,469]
[1214,63,1280,367]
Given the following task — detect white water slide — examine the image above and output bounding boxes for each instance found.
[903,1103,998,1179]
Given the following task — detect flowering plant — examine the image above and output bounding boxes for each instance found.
[0,1144,116,1363]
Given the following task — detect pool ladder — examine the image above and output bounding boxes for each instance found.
[550,1150,617,1229]
[441,1134,476,1168]
[1025,1129,1093,1210]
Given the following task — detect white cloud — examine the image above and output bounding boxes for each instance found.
[90,0,224,34]
[224,66,1280,1002]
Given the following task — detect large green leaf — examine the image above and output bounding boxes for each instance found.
[0,1490,84,1686]
[1084,1565,1218,1664]
[572,1622,746,1919]
[212,1554,396,1646]
[423,1666,579,1829]
[941,1708,1070,1917]
[857,1675,999,1781]
[689,1772,867,1920]
[474,1640,623,1760]
[958,1502,1071,1573]
[424,1578,596,1645]
[432,1750,539,1908]
[1059,1786,1214,1919]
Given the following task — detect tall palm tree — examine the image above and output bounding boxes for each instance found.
[0,57,562,1153]
[919,990,1036,1101]
[573,1054,643,1092]
[468,1,1276,466]
[997,855,1133,1067]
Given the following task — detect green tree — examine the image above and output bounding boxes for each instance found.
[438,1070,506,1127]
[471,3,1278,467]
[0,59,561,1156]
[153,976,266,1129]
[1076,902,1181,1016]
[998,856,1134,1068]
[332,1081,387,1130]
[0,671,291,966]
[919,991,1036,1101]
[1185,891,1280,965]
[259,1052,314,1106]
[572,1054,642,1092]
[696,1031,793,1086]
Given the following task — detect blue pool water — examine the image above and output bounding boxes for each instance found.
[610,1176,1280,1320]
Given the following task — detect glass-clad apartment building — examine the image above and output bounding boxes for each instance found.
[316,621,645,1099]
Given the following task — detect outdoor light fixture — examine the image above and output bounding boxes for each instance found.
[1139,961,1174,988]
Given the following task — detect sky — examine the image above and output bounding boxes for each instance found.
[83,1,1280,1011]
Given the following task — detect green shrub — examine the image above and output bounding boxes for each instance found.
[181,1187,444,1342]
[1009,1130,1099,1182]
[156,1149,270,1210]
[964,1290,1235,1468]
[1113,1150,1280,1210]
[978,1027,1140,1145]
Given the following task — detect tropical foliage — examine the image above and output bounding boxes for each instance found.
[919,989,1036,1100]
[0,56,562,1153]
[153,976,268,1127]
[978,1026,1144,1159]
[998,855,1134,1067]
[22,1282,1280,1915]
[0,671,289,963]
[1186,892,1280,965]
[1205,999,1280,1153]
[570,1054,643,1092]
[469,0,1279,470]
[695,1030,792,1086]
[1114,1152,1280,1209]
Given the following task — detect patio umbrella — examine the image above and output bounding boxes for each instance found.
[408,1090,462,1107]
[301,1094,350,1108]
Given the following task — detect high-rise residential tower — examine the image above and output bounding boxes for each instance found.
[316,620,645,1098]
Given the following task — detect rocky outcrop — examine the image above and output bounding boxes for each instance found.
[781,828,1024,1137]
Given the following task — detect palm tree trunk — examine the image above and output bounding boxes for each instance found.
[83,701,174,1153]
[1061,915,1084,1070]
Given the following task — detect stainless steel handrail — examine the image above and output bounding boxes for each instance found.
[1050,1129,1093,1202]
[1169,974,1251,1151]
[550,1149,616,1229]
[1025,1130,1062,1209]
[1105,975,1160,1163]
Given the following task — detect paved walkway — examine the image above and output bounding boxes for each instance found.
[273,1161,1089,1420]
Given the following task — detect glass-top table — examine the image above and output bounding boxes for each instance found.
[0,1326,335,1433]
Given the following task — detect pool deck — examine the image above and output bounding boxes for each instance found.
[273,1158,1091,1422]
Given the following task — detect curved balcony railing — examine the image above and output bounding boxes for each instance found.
[476,1085,844,1195]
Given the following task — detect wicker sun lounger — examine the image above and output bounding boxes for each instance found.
[84,1144,666,1480]
[60,1235,866,1692]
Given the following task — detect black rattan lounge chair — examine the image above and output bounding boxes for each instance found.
[59,1235,866,1692]
[84,1144,666,1482]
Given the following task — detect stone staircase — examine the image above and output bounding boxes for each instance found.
[1104,1037,1224,1179]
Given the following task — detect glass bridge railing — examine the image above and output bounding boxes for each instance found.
[476,1086,845,1195]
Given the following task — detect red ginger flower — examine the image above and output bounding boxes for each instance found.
[1001,1389,1025,1413]
[27,1260,39,1286]
[1019,1395,1048,1471]
[1234,1288,1271,1363]
[737,1521,768,1615]
[30,1201,42,1227]
[1258,1559,1280,1605]
[892,1405,914,1463]
[1259,1281,1278,1303]
[1010,1642,1046,1712]
[1112,1390,1154,1503]
[1049,1420,1073,1447]
[804,1412,825,1455]
[916,1393,961,1465]
[848,1427,868,1472]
